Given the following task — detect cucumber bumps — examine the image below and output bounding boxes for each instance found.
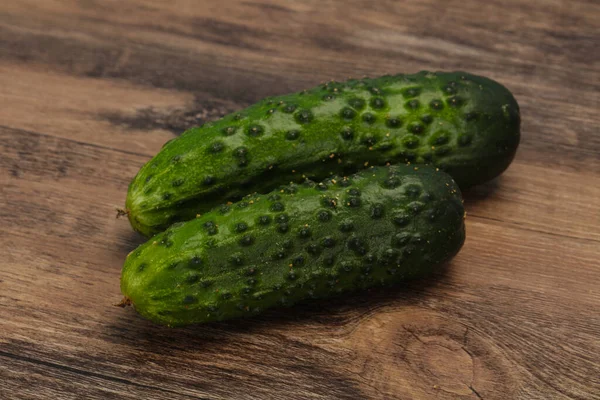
[125,71,519,236]
[121,165,465,327]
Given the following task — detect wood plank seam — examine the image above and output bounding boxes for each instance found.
[0,124,152,158]
[0,351,210,400]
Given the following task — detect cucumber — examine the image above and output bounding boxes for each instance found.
[126,71,518,236]
[120,165,465,327]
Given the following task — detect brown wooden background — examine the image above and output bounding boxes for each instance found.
[1,1,599,399]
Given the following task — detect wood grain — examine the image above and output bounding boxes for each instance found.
[1,0,599,399]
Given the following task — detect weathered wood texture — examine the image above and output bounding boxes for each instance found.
[1,1,599,399]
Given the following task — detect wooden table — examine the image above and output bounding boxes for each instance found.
[1,1,599,399]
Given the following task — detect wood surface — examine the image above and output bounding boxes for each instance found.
[1,1,599,399]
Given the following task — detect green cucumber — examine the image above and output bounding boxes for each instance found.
[126,70,518,236]
[120,165,465,327]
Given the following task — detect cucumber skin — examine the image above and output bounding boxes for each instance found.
[126,70,518,237]
[121,165,465,327]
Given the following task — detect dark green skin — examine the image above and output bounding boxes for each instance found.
[121,165,465,327]
[126,71,518,236]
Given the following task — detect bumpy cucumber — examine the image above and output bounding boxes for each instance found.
[126,70,517,236]
[121,165,465,327]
